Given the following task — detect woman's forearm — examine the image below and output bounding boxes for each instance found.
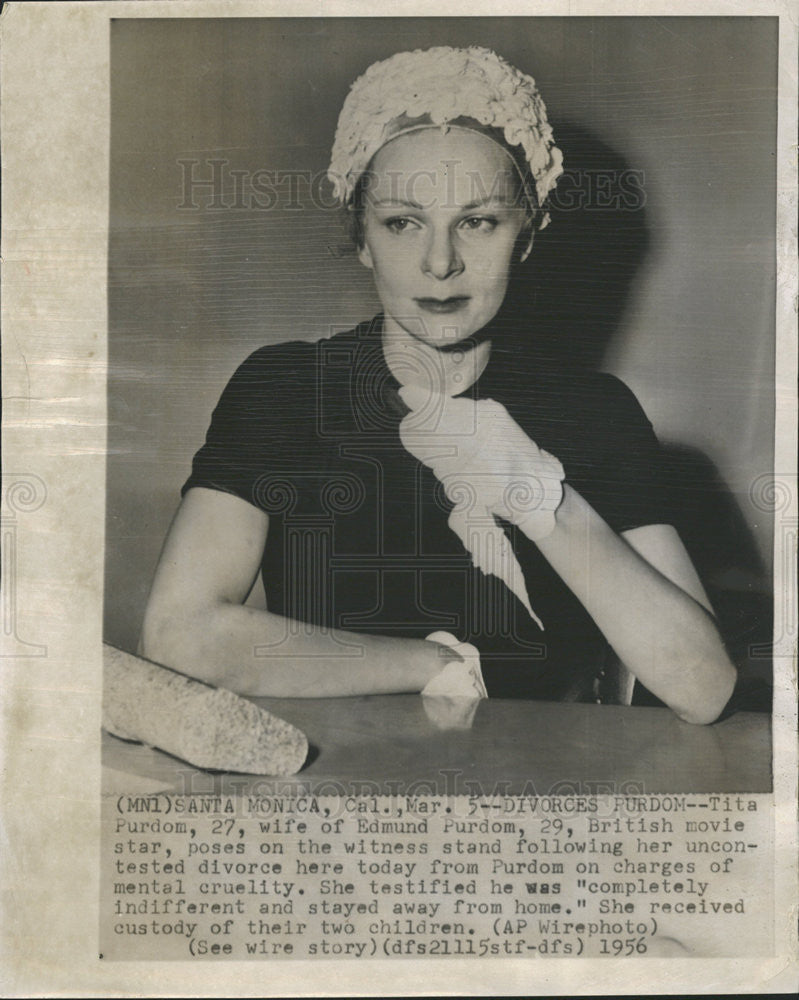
[139,600,449,698]
[531,485,737,724]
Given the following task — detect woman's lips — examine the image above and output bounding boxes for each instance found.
[414,296,470,314]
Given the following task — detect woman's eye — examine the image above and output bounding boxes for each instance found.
[385,217,416,233]
[461,216,498,232]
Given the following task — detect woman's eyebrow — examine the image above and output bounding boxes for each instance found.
[370,197,426,209]
[370,195,517,211]
[459,196,517,212]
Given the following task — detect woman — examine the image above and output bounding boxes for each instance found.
[139,46,736,723]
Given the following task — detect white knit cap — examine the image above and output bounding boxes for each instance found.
[328,45,564,227]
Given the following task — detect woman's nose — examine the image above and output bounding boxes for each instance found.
[422,228,464,280]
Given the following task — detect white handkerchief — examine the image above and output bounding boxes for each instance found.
[398,385,559,632]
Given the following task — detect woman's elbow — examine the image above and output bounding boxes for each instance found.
[673,659,738,725]
[138,596,213,681]
[138,599,181,667]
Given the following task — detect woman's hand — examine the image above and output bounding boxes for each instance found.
[422,631,487,698]
[398,384,736,724]
[398,386,564,540]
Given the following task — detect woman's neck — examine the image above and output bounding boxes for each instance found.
[381,318,491,397]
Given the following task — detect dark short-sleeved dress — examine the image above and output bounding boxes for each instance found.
[183,314,674,702]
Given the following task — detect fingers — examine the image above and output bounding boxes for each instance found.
[399,415,481,478]
[398,394,518,476]
[398,386,564,543]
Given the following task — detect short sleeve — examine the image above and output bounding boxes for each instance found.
[182,341,316,510]
[560,373,676,533]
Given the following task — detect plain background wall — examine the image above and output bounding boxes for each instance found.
[105,17,777,670]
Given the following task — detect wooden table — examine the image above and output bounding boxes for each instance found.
[102,694,771,796]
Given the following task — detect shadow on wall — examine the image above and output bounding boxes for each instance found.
[658,443,773,711]
[509,119,651,372]
[508,122,773,708]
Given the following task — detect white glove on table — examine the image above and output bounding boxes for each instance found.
[421,631,486,730]
[421,631,487,698]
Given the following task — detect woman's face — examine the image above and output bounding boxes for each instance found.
[358,128,532,350]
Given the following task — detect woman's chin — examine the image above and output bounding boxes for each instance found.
[383,306,496,352]
[402,322,480,351]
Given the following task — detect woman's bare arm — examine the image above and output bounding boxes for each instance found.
[397,388,736,723]
[139,487,449,697]
[532,485,737,724]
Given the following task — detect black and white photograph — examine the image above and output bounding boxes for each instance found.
[1,2,796,995]
[104,16,775,789]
